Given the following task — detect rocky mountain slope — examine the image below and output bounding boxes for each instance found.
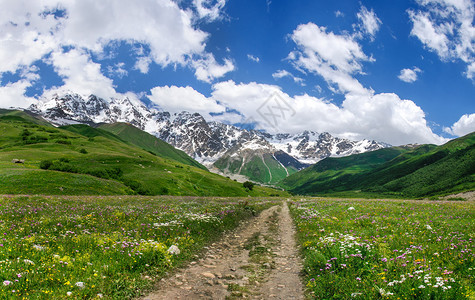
[28,93,388,183]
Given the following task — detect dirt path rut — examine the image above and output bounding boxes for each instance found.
[141,203,303,300]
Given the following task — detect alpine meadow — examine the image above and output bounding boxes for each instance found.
[0,0,474,299]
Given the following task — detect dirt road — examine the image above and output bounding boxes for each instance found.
[141,203,303,299]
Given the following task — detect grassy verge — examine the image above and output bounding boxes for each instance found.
[0,195,278,299]
[289,198,475,299]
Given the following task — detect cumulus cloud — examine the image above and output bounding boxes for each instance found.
[272,70,304,85]
[134,56,153,74]
[247,54,260,63]
[192,54,235,83]
[409,0,475,80]
[148,85,225,119]
[335,10,344,18]
[444,113,475,136]
[0,80,36,108]
[210,80,446,145]
[355,6,382,41]
[398,67,422,83]
[44,49,118,100]
[0,0,232,109]
[193,0,227,21]
[290,22,373,95]
[281,21,446,145]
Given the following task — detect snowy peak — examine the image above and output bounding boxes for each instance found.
[28,92,388,181]
[269,131,384,164]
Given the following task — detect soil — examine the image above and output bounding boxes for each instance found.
[140,203,304,300]
[442,190,475,201]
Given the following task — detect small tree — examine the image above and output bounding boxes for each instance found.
[243,181,254,191]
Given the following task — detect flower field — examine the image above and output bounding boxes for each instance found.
[290,198,475,299]
[0,195,276,299]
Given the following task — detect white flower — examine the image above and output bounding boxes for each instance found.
[167,245,180,255]
[23,259,35,265]
[379,288,394,296]
[67,291,72,296]
[3,280,11,286]
[418,285,425,288]
[348,207,355,210]
[75,282,85,289]
[32,244,45,251]
[425,225,432,230]
[97,293,103,298]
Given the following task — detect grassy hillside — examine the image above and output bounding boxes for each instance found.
[0,109,52,127]
[214,152,299,185]
[281,133,475,198]
[97,122,206,170]
[0,112,287,197]
[280,147,409,191]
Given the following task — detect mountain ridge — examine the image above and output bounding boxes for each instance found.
[280,132,475,198]
[28,92,388,183]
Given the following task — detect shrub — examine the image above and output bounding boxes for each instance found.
[39,160,53,170]
[55,139,71,145]
[79,148,88,154]
[243,181,254,191]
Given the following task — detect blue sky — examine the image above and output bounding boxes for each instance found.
[0,0,474,145]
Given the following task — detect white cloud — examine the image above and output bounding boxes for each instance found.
[279,22,445,145]
[0,0,233,103]
[192,54,235,83]
[148,85,225,119]
[409,0,475,79]
[466,61,475,79]
[272,70,304,85]
[107,62,128,79]
[0,80,36,108]
[44,49,118,100]
[408,11,451,58]
[210,80,446,145]
[355,6,382,41]
[134,56,153,74]
[335,10,344,18]
[444,113,475,136]
[193,0,227,21]
[247,54,260,63]
[398,67,422,83]
[290,22,373,95]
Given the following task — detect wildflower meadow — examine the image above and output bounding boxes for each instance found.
[0,195,275,299]
[290,198,475,299]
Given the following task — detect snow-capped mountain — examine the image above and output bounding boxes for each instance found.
[268,131,385,165]
[28,93,388,176]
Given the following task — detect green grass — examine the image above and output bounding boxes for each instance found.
[97,123,207,170]
[281,133,475,198]
[280,147,408,192]
[0,167,132,195]
[0,109,53,127]
[289,198,475,299]
[0,113,288,197]
[215,153,298,185]
[0,195,279,299]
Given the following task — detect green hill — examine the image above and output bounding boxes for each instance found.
[0,109,52,127]
[97,122,206,170]
[0,111,287,197]
[214,152,300,185]
[281,132,475,198]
